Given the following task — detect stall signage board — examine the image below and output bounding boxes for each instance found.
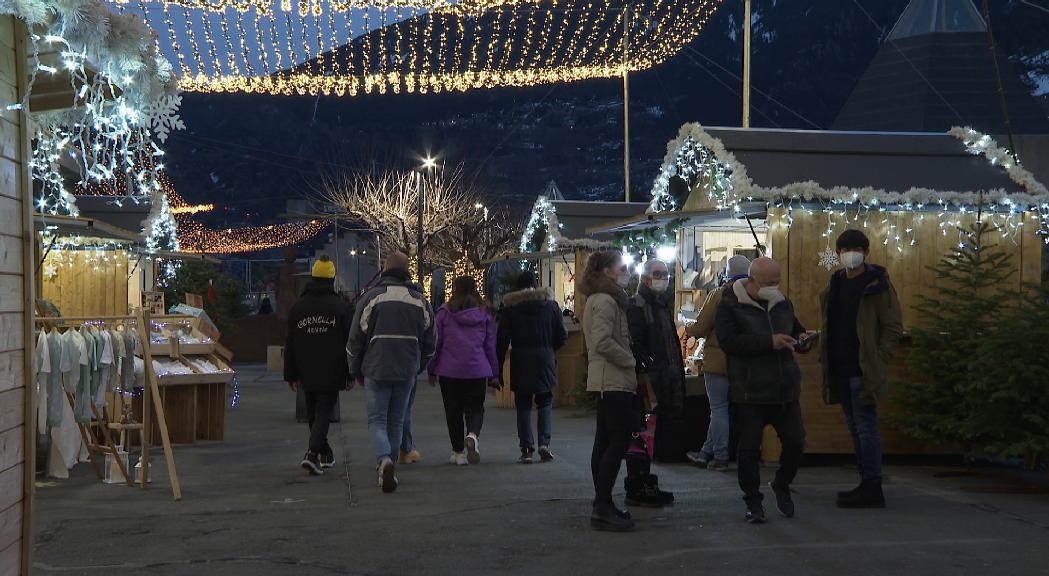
[143,292,166,315]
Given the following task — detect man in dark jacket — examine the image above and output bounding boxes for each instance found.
[347,251,435,494]
[624,258,682,507]
[820,229,902,509]
[285,255,353,476]
[716,256,814,524]
[497,271,568,464]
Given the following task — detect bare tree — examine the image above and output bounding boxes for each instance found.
[317,163,479,268]
[436,204,522,269]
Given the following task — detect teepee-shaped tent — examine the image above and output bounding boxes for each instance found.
[833,0,1049,133]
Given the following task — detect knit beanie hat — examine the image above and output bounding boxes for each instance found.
[312,255,336,279]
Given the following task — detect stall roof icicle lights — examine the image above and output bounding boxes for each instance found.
[112,0,725,96]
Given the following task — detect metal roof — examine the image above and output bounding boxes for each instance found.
[550,200,650,240]
[705,127,1025,193]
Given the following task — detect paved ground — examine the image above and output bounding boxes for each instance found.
[32,365,1049,576]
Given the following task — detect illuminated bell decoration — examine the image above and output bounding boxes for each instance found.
[119,0,725,96]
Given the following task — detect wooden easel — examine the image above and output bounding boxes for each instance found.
[33,313,183,500]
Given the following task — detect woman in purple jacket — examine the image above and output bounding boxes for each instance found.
[428,276,499,466]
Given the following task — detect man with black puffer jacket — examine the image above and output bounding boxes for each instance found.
[285,255,353,476]
[716,256,816,524]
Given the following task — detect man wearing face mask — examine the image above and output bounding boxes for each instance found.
[715,256,812,524]
[820,230,902,509]
[624,258,683,506]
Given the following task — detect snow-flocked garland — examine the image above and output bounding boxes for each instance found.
[949,126,1049,199]
[519,195,613,254]
[648,123,1049,213]
[648,122,753,214]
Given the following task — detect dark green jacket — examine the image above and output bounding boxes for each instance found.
[819,264,903,406]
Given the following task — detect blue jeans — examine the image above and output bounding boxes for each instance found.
[399,381,418,453]
[515,391,553,451]
[839,376,883,481]
[700,373,731,461]
[364,378,415,464]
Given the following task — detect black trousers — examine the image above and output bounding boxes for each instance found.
[591,391,636,506]
[304,390,339,455]
[439,377,487,452]
[735,400,806,505]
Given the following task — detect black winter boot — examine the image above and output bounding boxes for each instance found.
[624,475,673,508]
[837,479,885,508]
[645,474,675,504]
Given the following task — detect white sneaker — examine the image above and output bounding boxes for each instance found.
[465,433,481,464]
[377,458,398,493]
[449,452,468,466]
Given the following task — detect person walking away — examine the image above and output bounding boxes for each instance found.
[686,255,751,471]
[285,255,353,475]
[497,271,568,464]
[347,251,435,493]
[820,229,902,508]
[428,276,500,465]
[715,257,816,523]
[580,251,638,532]
[624,259,680,507]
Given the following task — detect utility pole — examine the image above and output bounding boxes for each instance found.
[622,3,631,202]
[743,0,752,128]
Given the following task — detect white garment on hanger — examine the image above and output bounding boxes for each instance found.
[99,329,114,366]
[34,329,51,435]
[60,329,81,392]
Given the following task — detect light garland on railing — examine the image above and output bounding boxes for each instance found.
[170,202,215,214]
[112,0,724,96]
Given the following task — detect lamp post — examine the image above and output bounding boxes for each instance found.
[349,248,360,293]
[418,156,437,287]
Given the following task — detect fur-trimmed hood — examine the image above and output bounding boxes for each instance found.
[501,287,554,308]
[578,274,628,309]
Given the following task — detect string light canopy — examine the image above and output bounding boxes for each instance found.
[113,0,724,96]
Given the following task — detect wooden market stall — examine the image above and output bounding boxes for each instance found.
[590,123,1048,460]
[488,182,648,407]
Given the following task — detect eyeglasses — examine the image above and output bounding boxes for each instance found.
[650,271,669,279]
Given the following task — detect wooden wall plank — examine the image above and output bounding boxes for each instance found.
[0,235,21,275]
[0,195,20,237]
[0,313,22,353]
[0,158,17,201]
[0,539,19,576]
[0,82,16,126]
[0,388,22,434]
[0,427,21,472]
[0,273,21,313]
[0,117,16,165]
[0,504,19,561]
[0,351,22,394]
[0,16,14,51]
[0,464,21,513]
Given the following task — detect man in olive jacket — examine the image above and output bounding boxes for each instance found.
[716,257,813,524]
[820,229,902,509]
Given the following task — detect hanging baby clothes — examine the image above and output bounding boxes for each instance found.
[53,329,88,472]
[109,328,125,392]
[75,328,96,423]
[88,327,103,402]
[121,328,137,391]
[45,329,64,428]
[96,328,114,408]
[33,329,51,435]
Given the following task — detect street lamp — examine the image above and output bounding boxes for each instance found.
[418,155,438,288]
[349,249,360,293]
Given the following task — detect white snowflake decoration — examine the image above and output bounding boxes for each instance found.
[43,263,58,280]
[142,94,186,143]
[818,248,840,271]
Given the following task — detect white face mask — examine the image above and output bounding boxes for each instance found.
[616,272,631,288]
[757,286,783,302]
[841,251,865,270]
[650,279,669,293]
